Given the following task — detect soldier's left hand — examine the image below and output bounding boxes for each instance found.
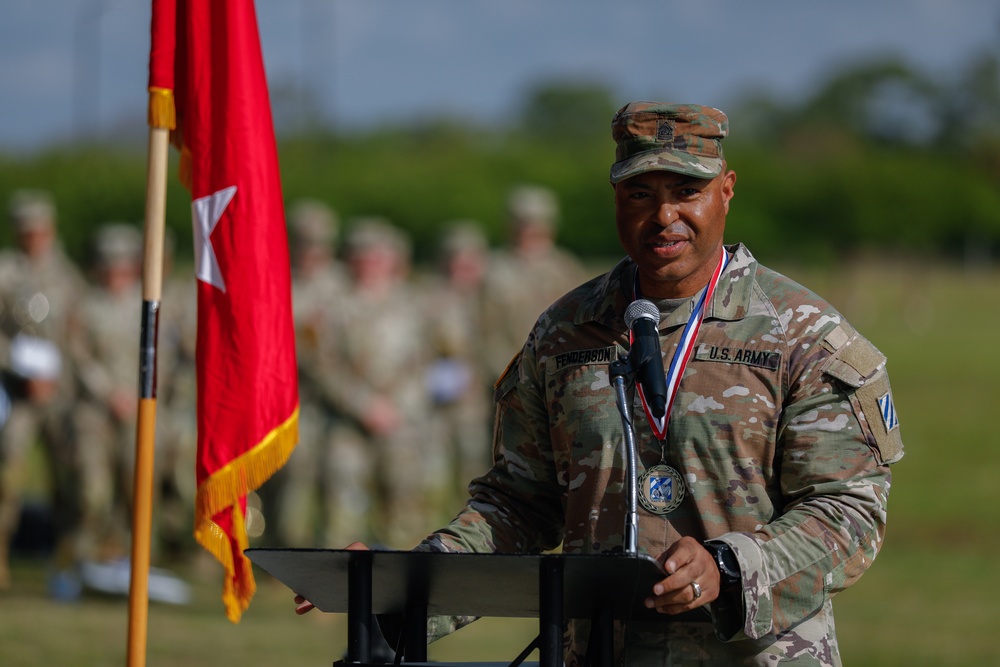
[645,536,720,614]
[293,542,370,615]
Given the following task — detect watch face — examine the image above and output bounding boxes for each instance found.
[710,543,740,580]
[719,551,739,578]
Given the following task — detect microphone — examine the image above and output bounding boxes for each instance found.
[624,299,667,421]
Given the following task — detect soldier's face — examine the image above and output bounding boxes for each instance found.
[17,224,55,258]
[512,221,553,258]
[448,248,486,287]
[100,261,140,294]
[613,169,736,299]
[350,246,401,287]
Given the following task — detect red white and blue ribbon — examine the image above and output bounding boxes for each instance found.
[634,247,730,441]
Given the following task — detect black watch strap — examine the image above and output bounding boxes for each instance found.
[705,541,741,589]
[703,541,745,640]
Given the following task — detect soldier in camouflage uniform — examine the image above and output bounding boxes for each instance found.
[311,218,437,548]
[0,190,86,592]
[155,233,200,557]
[422,222,493,508]
[259,199,348,546]
[411,103,904,665]
[66,223,143,564]
[480,184,588,380]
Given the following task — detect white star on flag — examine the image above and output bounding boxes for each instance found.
[192,185,237,292]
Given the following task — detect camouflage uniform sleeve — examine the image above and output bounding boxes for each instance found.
[66,303,116,403]
[715,323,902,642]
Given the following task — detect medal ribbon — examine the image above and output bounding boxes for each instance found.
[633,247,730,441]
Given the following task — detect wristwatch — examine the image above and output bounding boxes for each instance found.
[704,541,741,591]
[704,540,744,640]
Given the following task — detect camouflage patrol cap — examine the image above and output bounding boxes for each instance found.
[344,217,411,258]
[7,189,56,231]
[506,185,558,230]
[93,223,142,266]
[610,102,728,183]
[440,220,488,258]
[288,199,338,246]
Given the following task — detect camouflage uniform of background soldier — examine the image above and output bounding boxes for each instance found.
[0,190,86,594]
[416,103,904,666]
[420,221,493,509]
[480,184,589,381]
[258,199,348,547]
[310,218,440,548]
[66,223,144,566]
[155,232,200,558]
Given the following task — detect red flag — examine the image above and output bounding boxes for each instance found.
[148,0,299,622]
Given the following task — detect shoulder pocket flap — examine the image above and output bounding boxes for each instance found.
[824,358,865,388]
[823,333,886,388]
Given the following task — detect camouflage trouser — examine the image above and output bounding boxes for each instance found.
[261,407,450,550]
[70,402,135,562]
[257,407,375,549]
[372,426,433,549]
[0,399,75,582]
[0,404,36,581]
[322,418,442,550]
[154,398,198,555]
[319,422,374,548]
[429,394,492,510]
[256,441,310,548]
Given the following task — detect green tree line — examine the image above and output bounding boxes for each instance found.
[1,54,998,269]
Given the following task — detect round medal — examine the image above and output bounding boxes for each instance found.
[637,464,685,515]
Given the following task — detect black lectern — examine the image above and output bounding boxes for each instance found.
[246,548,709,667]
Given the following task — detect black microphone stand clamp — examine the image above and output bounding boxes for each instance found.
[609,356,640,556]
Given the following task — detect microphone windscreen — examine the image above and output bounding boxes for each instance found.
[624,299,660,329]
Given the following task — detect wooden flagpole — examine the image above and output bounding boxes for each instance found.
[126,121,170,667]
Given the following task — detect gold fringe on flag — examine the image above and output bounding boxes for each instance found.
[147,87,176,130]
[194,406,299,622]
[147,86,190,190]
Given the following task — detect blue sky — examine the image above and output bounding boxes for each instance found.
[1,0,997,152]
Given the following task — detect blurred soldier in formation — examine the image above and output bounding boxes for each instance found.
[155,232,200,558]
[421,221,493,506]
[259,199,347,547]
[0,190,86,594]
[311,218,438,548]
[66,223,143,568]
[481,184,588,379]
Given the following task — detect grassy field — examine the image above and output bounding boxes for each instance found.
[2,259,998,666]
[793,259,1000,666]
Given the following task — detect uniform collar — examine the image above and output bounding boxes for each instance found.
[705,243,756,324]
[573,243,758,331]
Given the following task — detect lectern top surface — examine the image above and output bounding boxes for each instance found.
[246,548,682,621]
